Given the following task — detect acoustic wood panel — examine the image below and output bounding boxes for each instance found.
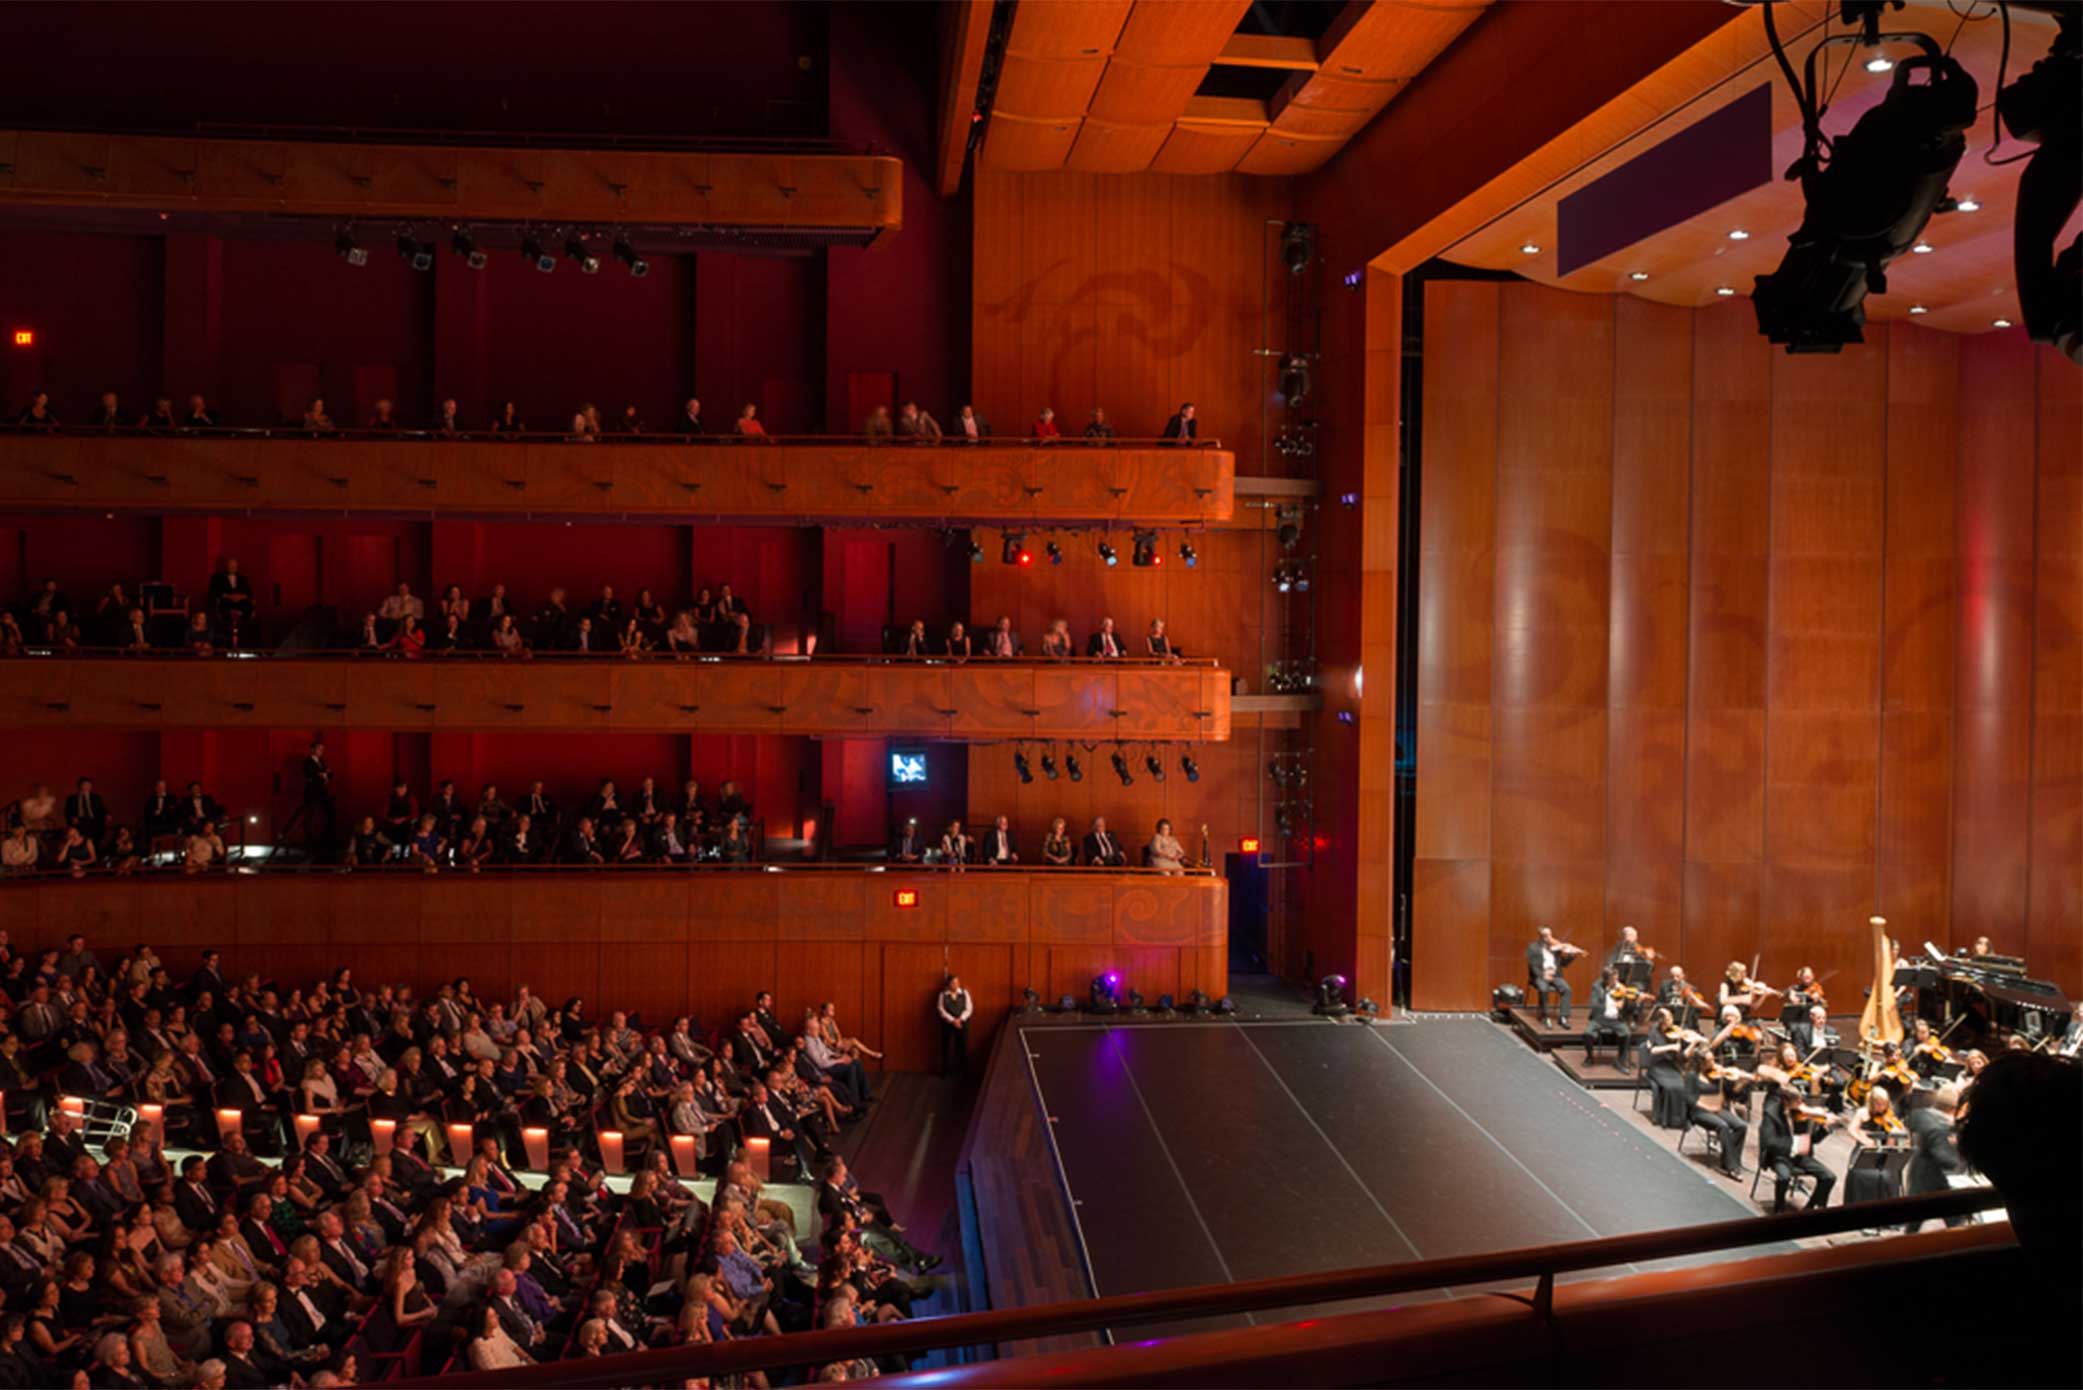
[1415,284,2081,1006]
[0,869,1224,1072]
[0,437,1235,525]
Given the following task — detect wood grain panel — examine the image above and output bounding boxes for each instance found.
[2031,347,2082,993]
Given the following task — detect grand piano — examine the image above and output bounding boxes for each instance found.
[1895,942,2073,1047]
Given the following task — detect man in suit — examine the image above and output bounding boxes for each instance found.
[532,588,574,649]
[590,585,624,629]
[237,1193,290,1277]
[155,1254,216,1361]
[0,1216,43,1302]
[1758,1085,1838,1213]
[314,1210,374,1293]
[953,404,990,440]
[299,739,335,844]
[278,1255,351,1355]
[937,976,973,1077]
[563,817,603,864]
[173,1156,218,1231]
[1525,925,1584,1026]
[1083,407,1116,439]
[182,781,224,835]
[139,780,181,844]
[1605,924,1653,969]
[1082,817,1126,867]
[188,949,227,1001]
[207,557,257,633]
[985,616,1020,657]
[1162,402,1197,442]
[890,817,927,865]
[1583,968,1632,1072]
[1086,617,1124,659]
[739,1082,815,1175]
[64,777,109,845]
[979,815,1018,867]
[1904,1085,1968,1232]
[60,1040,125,1103]
[1789,1003,1836,1056]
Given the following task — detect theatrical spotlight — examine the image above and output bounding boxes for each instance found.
[396,231,433,271]
[1277,510,1302,551]
[1180,752,1200,783]
[334,229,368,267]
[1278,354,1312,404]
[1111,749,1134,786]
[1087,972,1122,1015]
[1356,997,1381,1021]
[1281,221,1316,275]
[1185,990,1212,1016]
[1214,995,1237,1016]
[1045,540,1064,565]
[1177,540,1197,568]
[1013,749,1034,784]
[1156,993,1178,1015]
[966,539,985,563]
[1753,12,1977,351]
[1314,974,1351,1018]
[1491,984,1526,1021]
[1144,752,1167,783]
[520,233,556,273]
[1131,530,1161,567]
[450,228,488,269]
[1002,533,1030,566]
[1999,6,2081,361]
[1126,989,1148,1015]
[1040,750,1060,781]
[1055,994,1078,1014]
[1097,540,1118,567]
[611,237,650,278]
[1273,563,1295,594]
[565,235,601,274]
[1065,751,1084,783]
[1021,988,1044,1015]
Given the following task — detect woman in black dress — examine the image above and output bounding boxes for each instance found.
[1642,1007,1692,1130]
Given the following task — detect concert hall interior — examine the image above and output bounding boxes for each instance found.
[0,1,2076,1387]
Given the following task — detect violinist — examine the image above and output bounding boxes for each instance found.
[1907,1017,1958,1079]
[1959,1048,1991,1080]
[1604,925,1657,969]
[1860,1040,1920,1099]
[1843,1085,1910,1206]
[1659,965,1710,1029]
[1642,1007,1695,1131]
[1757,1042,1840,1212]
[2058,1002,2083,1059]
[1680,1032,1751,1179]
[1584,967,1634,1072]
[1524,925,1585,1027]
[1785,965,1827,1013]
[1712,1004,1765,1065]
[1789,1003,1837,1057]
[1719,960,1780,1016]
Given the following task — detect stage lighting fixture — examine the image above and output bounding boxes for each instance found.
[1276,804,1296,836]
[1178,540,1197,568]
[1294,565,1311,593]
[1278,354,1311,403]
[1126,989,1147,1015]
[1357,998,1381,1019]
[1180,753,1199,783]
[1186,990,1211,1015]
[1088,972,1121,1015]
[1144,752,1166,783]
[1214,995,1237,1015]
[334,231,367,267]
[1866,55,1894,74]
[1998,7,2081,361]
[967,539,985,563]
[1045,540,1063,565]
[1041,750,1059,780]
[1491,984,1526,1021]
[1752,12,1978,352]
[396,232,433,271]
[611,237,650,277]
[1630,270,1651,281]
[450,228,488,269]
[1065,752,1083,783]
[1021,988,1043,1015]
[1313,974,1351,1018]
[1156,993,1177,1014]
[1131,531,1160,567]
[1277,514,1301,551]
[1002,533,1029,565]
[564,235,601,274]
[520,234,555,272]
[1281,221,1315,275]
[1056,994,1078,1014]
[1013,750,1033,784]
[1097,541,1118,567]
[1273,564,1294,594]
[1110,750,1134,786]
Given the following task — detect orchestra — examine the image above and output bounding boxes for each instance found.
[1518,925,2071,1224]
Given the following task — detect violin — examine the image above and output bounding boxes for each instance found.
[1679,985,1712,1012]
[1610,982,1648,1004]
[1725,1023,1764,1047]
[1699,1057,1756,1084]
[1911,1039,1957,1066]
[1791,1102,1842,1128]
[1664,1025,1709,1047]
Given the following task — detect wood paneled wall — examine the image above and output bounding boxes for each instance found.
[970,170,1292,475]
[1413,283,2081,1010]
[0,870,1227,1074]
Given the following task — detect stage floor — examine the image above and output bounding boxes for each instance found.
[1020,1016,1781,1338]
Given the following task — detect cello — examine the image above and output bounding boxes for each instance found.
[1858,914,1904,1047]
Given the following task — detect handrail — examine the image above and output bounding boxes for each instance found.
[0,424,1221,449]
[0,861,1221,884]
[388,1187,2004,1387]
[1,119,866,155]
[0,648,1220,669]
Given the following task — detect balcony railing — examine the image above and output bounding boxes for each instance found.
[0,429,1234,522]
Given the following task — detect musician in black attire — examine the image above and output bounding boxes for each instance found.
[1842,1086,1909,1206]
[301,739,335,844]
[1642,1007,1692,1130]
[1788,1003,1835,1057]
[1902,1084,1968,1232]
[1680,1047,1749,1178]
[1583,967,1633,1071]
[1524,926,1582,1026]
[1757,1062,1839,1213]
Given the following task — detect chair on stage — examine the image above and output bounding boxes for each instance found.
[1750,1163,1814,1208]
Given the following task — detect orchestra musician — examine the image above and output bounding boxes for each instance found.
[1968,936,1993,958]
[1584,967,1634,1072]
[1719,960,1780,1016]
[1902,1084,1968,1233]
[1658,965,1710,1029]
[1680,1031,1751,1179]
[2059,1003,2083,1060]
[1642,1007,1694,1130]
[1757,1042,1841,1212]
[1907,1017,1960,1079]
[1789,1003,1837,1057]
[1959,1048,1991,1079]
[1710,1004,1764,1065]
[1843,1085,1910,1206]
[1785,965,1827,1013]
[1524,926,1586,1027]
[1604,925,1656,969]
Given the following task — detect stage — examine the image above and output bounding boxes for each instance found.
[967,1015,1785,1344]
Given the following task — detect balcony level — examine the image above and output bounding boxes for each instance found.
[3,652,1233,742]
[0,432,1236,525]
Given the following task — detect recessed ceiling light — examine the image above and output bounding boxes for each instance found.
[1727,228,1751,241]
[1519,242,1541,255]
[1909,304,1929,315]
[1715,285,1736,297]
[1992,317,2013,328]
[1865,55,1894,73]
[1911,242,1934,254]
[1629,270,1650,281]
[1955,197,1981,212]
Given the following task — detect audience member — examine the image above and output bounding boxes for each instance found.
[1162,402,1197,441]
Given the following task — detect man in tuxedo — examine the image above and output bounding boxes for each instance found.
[182,781,224,835]
[207,557,256,633]
[65,777,109,845]
[279,1255,351,1355]
[739,1082,815,1175]
[937,975,973,1077]
[1081,816,1126,867]
[188,949,227,1001]
[1086,616,1124,659]
[979,815,1018,866]
[890,817,927,864]
[681,397,706,434]
[590,584,624,629]
[1584,968,1632,1072]
[142,780,183,844]
[1524,925,1582,1026]
[1162,402,1198,442]
[429,778,466,842]
[1789,1003,1836,1056]
[1758,1086,1838,1213]
[1903,1085,1969,1232]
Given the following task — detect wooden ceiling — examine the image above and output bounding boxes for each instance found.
[976,0,1492,178]
[1442,0,2079,337]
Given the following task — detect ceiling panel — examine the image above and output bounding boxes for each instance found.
[1235,129,1346,176]
[1089,61,1213,126]
[1006,0,1134,60]
[1149,122,1266,174]
[1066,119,1175,174]
[1316,0,1493,82]
[995,54,1113,120]
[982,113,1085,172]
[1113,0,1255,62]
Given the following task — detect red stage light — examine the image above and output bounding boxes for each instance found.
[11,330,32,347]
[1017,550,1032,566]
[893,888,919,909]
[1240,837,1261,854]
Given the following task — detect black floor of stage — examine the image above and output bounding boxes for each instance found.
[1020,1016,1784,1340]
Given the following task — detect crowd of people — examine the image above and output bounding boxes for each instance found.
[10,389,1214,447]
[890,815,1201,874]
[0,933,940,1387]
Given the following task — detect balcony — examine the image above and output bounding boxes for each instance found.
[0,651,1232,741]
[0,430,1235,524]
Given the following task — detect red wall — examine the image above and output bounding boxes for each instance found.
[693,252,823,435]
[0,231,163,412]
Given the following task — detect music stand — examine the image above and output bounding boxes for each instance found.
[1619,959,1653,991]
[1849,1144,1908,1200]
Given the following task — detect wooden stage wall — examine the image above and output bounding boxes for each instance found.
[0,870,1228,1073]
[1413,283,2080,1011]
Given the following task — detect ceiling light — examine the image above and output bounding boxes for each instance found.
[1954,197,1980,212]
[1728,228,1751,241]
[1865,55,1895,73]
[1097,541,1117,567]
[450,228,487,269]
[1992,317,2013,328]
[1629,270,1650,281]
[521,234,555,272]
[564,236,600,274]
[395,232,433,271]
[334,231,367,267]
[1519,242,1541,255]
[611,238,649,278]
[1909,304,1929,315]
[1716,286,1736,297]
[1911,242,1935,254]
[1044,541,1063,566]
